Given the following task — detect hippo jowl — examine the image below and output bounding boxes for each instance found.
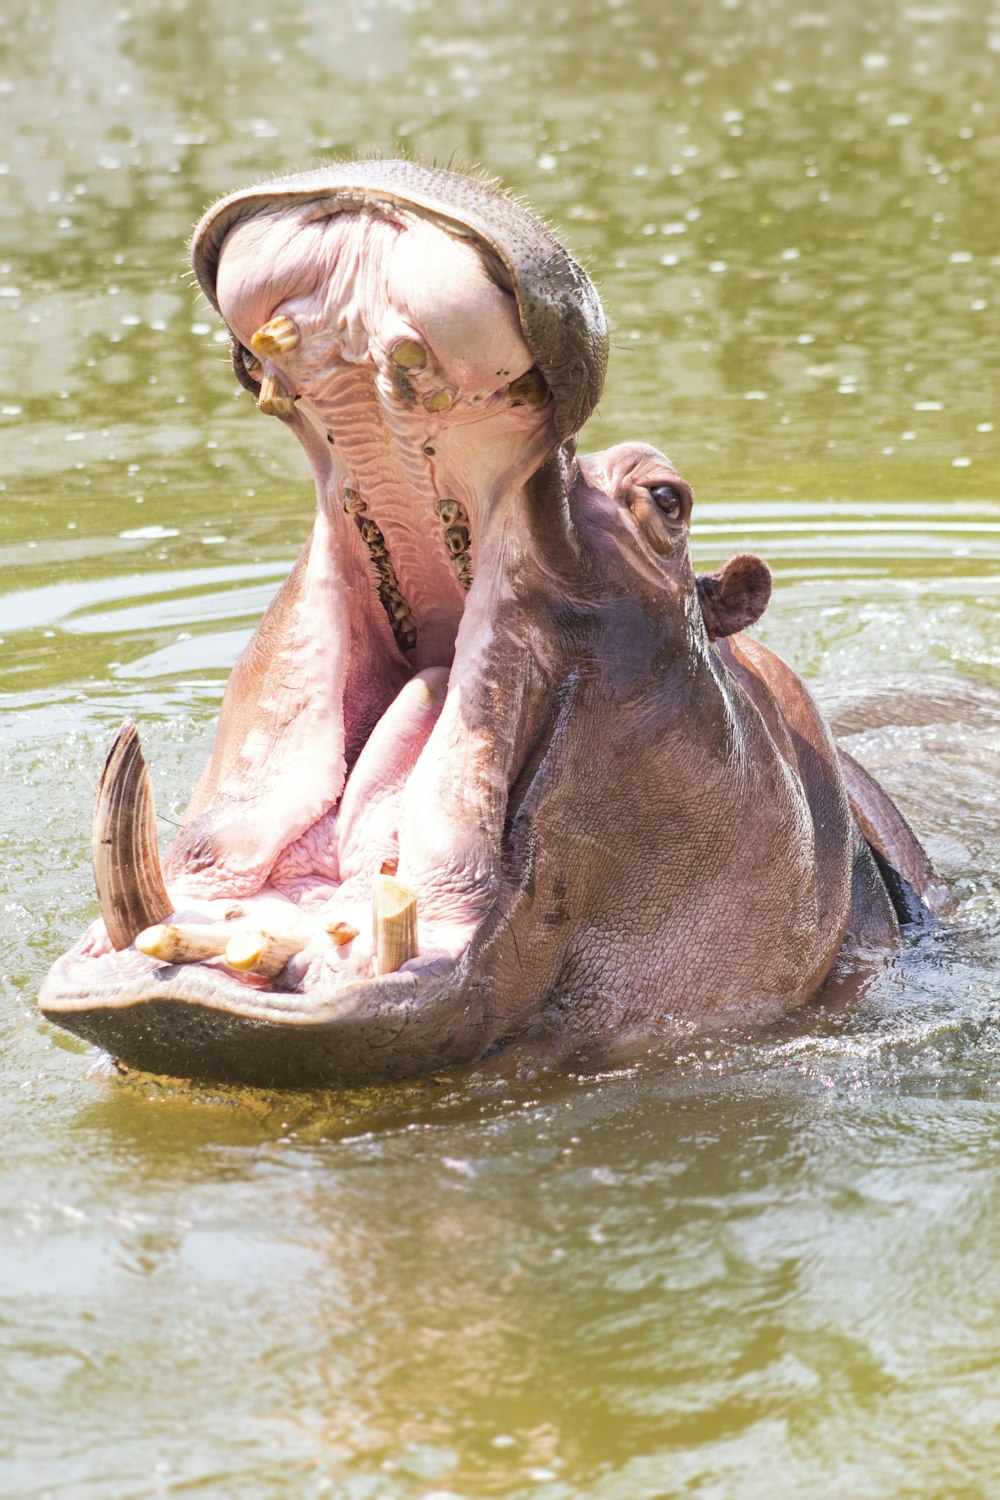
[39,161,948,1087]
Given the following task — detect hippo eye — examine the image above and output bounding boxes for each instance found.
[649,483,684,518]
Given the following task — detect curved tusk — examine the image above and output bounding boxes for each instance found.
[92,720,173,952]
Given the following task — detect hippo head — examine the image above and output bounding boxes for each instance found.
[40,162,775,1086]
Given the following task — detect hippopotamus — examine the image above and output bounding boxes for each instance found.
[39,161,949,1087]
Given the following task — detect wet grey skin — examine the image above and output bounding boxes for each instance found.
[38,161,948,1089]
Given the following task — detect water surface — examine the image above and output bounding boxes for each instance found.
[2,1,999,1495]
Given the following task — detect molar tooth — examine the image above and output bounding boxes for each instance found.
[423,389,453,413]
[372,875,419,975]
[436,498,464,526]
[360,518,382,544]
[224,928,306,979]
[258,370,296,418]
[250,314,301,357]
[343,488,367,514]
[509,366,549,406]
[392,338,427,371]
[445,524,470,555]
[135,922,235,964]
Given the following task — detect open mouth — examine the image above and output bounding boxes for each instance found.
[43,171,583,1032]
[38,162,609,1084]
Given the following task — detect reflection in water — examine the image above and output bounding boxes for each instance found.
[1,0,999,1494]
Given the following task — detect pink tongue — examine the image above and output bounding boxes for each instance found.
[336,667,449,875]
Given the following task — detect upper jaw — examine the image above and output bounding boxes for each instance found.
[190,158,609,444]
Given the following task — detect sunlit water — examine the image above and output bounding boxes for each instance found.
[2,1,998,1495]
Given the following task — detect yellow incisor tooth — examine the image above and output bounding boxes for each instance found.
[326,919,359,946]
[224,929,306,979]
[250,314,301,357]
[371,875,418,975]
[423,389,453,413]
[135,922,235,964]
[258,370,296,419]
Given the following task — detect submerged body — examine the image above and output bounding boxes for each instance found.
[39,162,947,1086]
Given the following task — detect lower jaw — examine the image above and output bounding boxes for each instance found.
[38,938,492,1088]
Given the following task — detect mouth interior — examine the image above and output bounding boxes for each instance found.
[104,202,557,994]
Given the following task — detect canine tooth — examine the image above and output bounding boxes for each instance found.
[392,338,427,370]
[250,314,301,357]
[135,922,233,963]
[445,525,469,555]
[509,366,549,406]
[92,720,173,952]
[436,498,464,526]
[258,370,296,418]
[224,929,305,979]
[372,875,418,975]
[423,389,453,413]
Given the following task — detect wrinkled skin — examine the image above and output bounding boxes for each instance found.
[39,162,947,1088]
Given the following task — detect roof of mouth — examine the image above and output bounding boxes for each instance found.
[190,158,609,443]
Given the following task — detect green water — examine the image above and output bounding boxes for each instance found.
[2,0,999,1494]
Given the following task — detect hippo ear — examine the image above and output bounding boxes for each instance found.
[696,553,772,641]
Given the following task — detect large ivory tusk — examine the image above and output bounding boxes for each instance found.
[134,922,235,964]
[224,929,306,979]
[371,874,418,975]
[92,720,173,952]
